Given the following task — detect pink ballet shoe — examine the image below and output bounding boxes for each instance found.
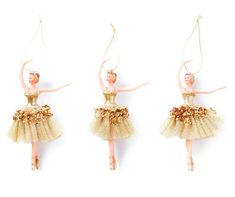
[109,156,116,170]
[187,157,194,171]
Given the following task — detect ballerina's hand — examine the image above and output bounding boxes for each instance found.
[183,59,192,65]
[23,59,32,65]
[110,24,116,33]
[64,83,72,87]
[103,58,112,63]
[101,58,113,68]
[218,86,227,91]
[141,82,150,87]
[198,15,202,20]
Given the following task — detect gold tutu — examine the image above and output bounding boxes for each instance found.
[91,92,134,140]
[160,93,221,139]
[9,92,62,143]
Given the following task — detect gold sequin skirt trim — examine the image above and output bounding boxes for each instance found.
[91,106,134,140]
[13,105,53,124]
[160,105,221,139]
[9,105,62,143]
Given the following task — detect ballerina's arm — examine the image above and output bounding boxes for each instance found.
[178,60,192,91]
[20,59,32,90]
[194,86,226,94]
[98,58,112,91]
[116,82,149,93]
[98,60,105,91]
[38,83,71,94]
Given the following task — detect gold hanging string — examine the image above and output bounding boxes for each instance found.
[21,17,46,63]
[182,16,203,74]
[39,18,46,48]
[102,24,120,71]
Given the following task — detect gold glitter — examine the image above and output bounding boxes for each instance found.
[13,105,53,124]
[95,107,129,125]
[170,105,213,126]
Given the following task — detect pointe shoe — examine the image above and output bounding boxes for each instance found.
[32,156,40,170]
[109,156,116,170]
[187,157,194,171]
[35,156,40,170]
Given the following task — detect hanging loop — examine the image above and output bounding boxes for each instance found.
[21,17,46,64]
[102,24,120,71]
[182,15,203,74]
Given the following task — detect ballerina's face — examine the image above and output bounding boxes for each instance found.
[29,73,40,85]
[184,73,194,86]
[106,72,117,84]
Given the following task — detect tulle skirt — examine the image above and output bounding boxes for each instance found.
[91,105,134,140]
[160,105,221,139]
[9,105,62,143]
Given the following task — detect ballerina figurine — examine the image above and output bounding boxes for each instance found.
[161,60,225,171]
[91,24,148,170]
[9,59,71,170]
[160,16,226,171]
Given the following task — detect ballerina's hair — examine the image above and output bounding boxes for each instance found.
[184,72,195,84]
[30,72,40,83]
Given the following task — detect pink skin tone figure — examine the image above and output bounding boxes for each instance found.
[20,59,71,169]
[98,59,148,170]
[178,59,226,171]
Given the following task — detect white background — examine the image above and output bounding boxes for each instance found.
[0,0,234,197]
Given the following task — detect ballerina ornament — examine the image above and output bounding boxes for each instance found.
[160,16,225,171]
[9,20,71,170]
[91,24,148,170]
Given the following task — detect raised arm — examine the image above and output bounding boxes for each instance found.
[38,83,71,94]
[98,58,111,91]
[194,86,226,94]
[98,60,105,91]
[116,82,149,93]
[178,60,191,91]
[20,60,32,90]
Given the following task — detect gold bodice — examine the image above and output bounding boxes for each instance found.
[24,92,39,106]
[103,92,117,105]
[182,92,196,106]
